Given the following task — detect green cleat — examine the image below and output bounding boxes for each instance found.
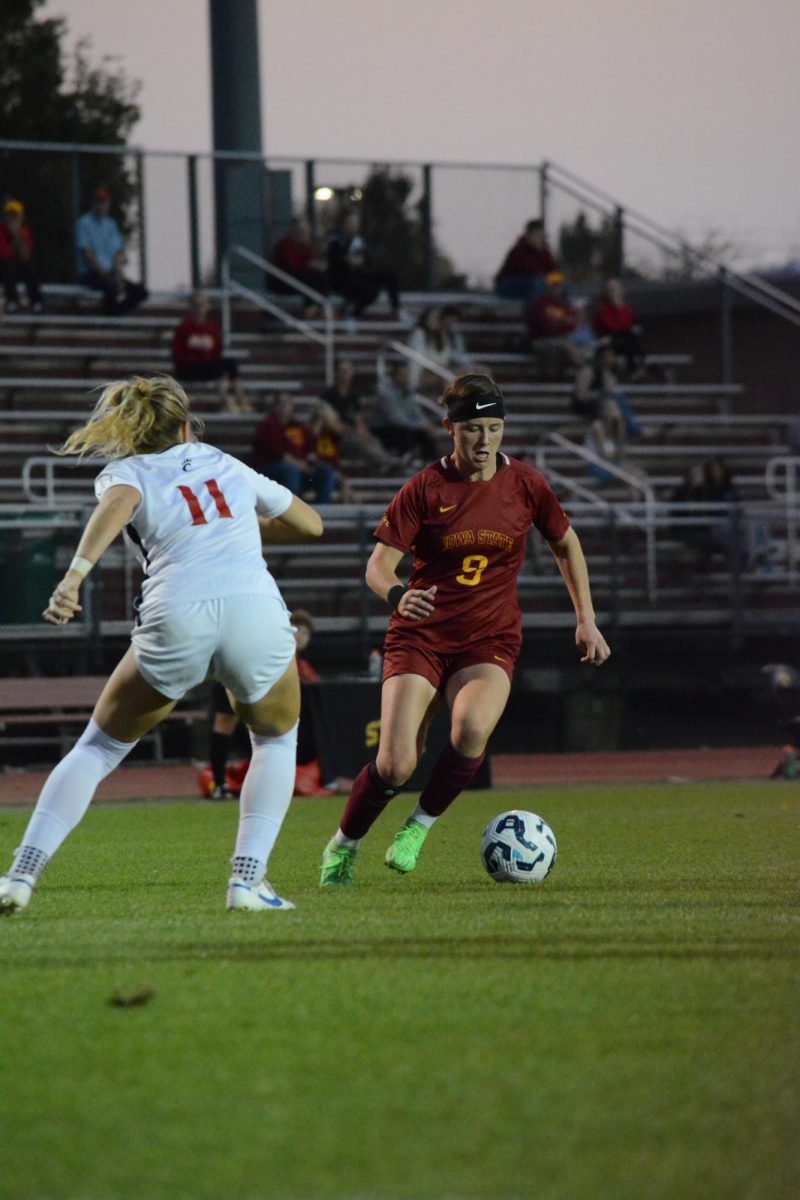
[320,837,357,886]
[384,818,429,874]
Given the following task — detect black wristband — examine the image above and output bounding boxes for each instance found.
[387,584,407,610]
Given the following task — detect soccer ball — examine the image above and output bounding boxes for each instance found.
[480,810,557,883]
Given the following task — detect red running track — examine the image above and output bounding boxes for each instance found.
[0,745,781,807]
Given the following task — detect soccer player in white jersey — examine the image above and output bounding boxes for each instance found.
[0,375,322,915]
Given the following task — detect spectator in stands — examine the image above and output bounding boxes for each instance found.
[75,186,148,315]
[572,344,641,440]
[593,279,646,377]
[372,361,439,463]
[525,271,582,378]
[494,218,558,302]
[669,456,743,570]
[565,298,597,367]
[572,347,645,483]
[669,462,717,567]
[321,358,396,473]
[252,392,337,503]
[171,291,248,412]
[272,217,328,314]
[308,400,353,501]
[327,212,402,321]
[406,305,467,390]
[0,199,44,313]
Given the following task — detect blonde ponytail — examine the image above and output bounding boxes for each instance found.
[55,375,200,459]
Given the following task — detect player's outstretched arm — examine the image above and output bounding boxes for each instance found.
[366,542,436,621]
[43,483,141,625]
[259,496,323,543]
[547,527,611,667]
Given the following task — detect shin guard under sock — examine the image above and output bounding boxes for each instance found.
[417,741,485,818]
[340,762,399,840]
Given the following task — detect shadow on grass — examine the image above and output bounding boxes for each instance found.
[11,932,799,969]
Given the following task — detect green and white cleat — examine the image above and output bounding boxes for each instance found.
[319,838,357,886]
[0,872,36,915]
[384,818,429,874]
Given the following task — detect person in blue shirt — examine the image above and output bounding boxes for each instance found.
[75,186,148,315]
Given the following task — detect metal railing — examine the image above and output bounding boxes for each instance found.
[536,431,659,599]
[765,456,800,585]
[3,138,799,386]
[221,244,335,385]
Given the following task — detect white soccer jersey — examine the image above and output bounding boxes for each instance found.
[94,442,292,609]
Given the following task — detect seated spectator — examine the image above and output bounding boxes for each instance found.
[566,298,597,366]
[251,393,337,503]
[321,358,396,473]
[494,218,558,302]
[573,345,645,483]
[171,291,248,411]
[669,457,744,570]
[327,212,401,320]
[572,344,641,439]
[272,217,327,313]
[308,400,353,502]
[0,199,44,313]
[669,462,717,567]
[593,279,646,377]
[372,362,439,463]
[525,271,582,378]
[407,304,467,390]
[75,186,148,315]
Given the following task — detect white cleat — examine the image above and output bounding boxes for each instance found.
[0,872,36,915]
[226,877,295,912]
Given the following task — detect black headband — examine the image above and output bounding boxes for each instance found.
[447,391,505,422]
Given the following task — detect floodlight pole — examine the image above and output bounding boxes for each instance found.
[209,0,266,288]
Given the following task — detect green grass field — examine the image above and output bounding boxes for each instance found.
[0,782,797,1200]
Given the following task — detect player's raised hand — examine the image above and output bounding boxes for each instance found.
[43,579,82,625]
[576,618,610,666]
[399,585,437,621]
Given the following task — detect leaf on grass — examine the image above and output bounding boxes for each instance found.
[109,984,154,1008]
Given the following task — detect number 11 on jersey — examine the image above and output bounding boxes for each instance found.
[177,479,233,526]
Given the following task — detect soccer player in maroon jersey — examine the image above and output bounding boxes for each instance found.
[320,373,610,885]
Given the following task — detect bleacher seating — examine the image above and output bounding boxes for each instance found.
[0,293,797,638]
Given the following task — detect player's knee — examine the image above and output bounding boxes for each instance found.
[451,716,490,757]
[241,696,300,739]
[375,749,416,787]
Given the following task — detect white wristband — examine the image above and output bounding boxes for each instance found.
[68,555,94,579]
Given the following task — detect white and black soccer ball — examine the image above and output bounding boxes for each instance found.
[480,810,557,883]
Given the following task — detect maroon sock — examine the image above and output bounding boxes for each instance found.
[418,741,485,817]
[340,762,399,840]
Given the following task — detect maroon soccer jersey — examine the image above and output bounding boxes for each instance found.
[374,453,570,655]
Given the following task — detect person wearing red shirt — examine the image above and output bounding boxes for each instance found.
[525,271,583,378]
[495,218,558,302]
[171,291,248,410]
[252,394,337,504]
[592,279,645,375]
[272,217,327,314]
[320,372,610,885]
[0,199,44,313]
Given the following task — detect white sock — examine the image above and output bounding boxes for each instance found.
[334,830,360,849]
[12,719,138,871]
[409,805,437,828]
[232,723,298,874]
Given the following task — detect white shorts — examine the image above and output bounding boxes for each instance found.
[132,593,296,702]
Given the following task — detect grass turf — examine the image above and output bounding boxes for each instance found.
[0,782,797,1200]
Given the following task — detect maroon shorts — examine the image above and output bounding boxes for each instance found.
[382,636,519,691]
